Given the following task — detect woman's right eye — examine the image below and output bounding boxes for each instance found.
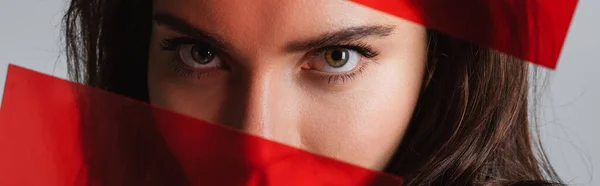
[177,44,222,70]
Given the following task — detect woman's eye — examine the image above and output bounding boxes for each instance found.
[178,44,222,69]
[313,47,361,73]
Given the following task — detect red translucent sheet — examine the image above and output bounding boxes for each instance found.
[351,0,578,69]
[0,1,580,184]
[0,65,404,185]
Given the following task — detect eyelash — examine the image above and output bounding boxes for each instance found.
[159,37,378,84]
[161,37,205,50]
[322,62,371,84]
[313,43,379,58]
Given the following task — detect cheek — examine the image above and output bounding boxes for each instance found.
[299,57,424,170]
[147,79,228,122]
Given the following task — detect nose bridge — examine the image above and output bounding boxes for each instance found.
[217,66,278,139]
[242,70,274,138]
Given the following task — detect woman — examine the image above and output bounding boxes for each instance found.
[63,0,561,185]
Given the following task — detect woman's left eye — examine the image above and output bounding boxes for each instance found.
[312,47,361,73]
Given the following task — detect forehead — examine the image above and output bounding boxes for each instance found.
[153,0,389,27]
[152,0,404,47]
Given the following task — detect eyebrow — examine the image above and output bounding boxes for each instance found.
[284,25,395,53]
[153,12,231,50]
[153,12,395,53]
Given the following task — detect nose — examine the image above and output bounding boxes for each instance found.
[216,68,301,146]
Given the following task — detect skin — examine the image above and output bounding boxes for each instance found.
[147,0,427,171]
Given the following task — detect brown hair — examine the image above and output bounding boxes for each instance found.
[63,0,561,185]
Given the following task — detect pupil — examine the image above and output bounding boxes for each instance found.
[331,50,344,61]
[191,45,214,64]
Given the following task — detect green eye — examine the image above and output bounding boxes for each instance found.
[324,48,350,68]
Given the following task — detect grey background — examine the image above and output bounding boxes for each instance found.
[0,0,598,185]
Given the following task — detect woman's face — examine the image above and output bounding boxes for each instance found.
[148,0,426,170]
